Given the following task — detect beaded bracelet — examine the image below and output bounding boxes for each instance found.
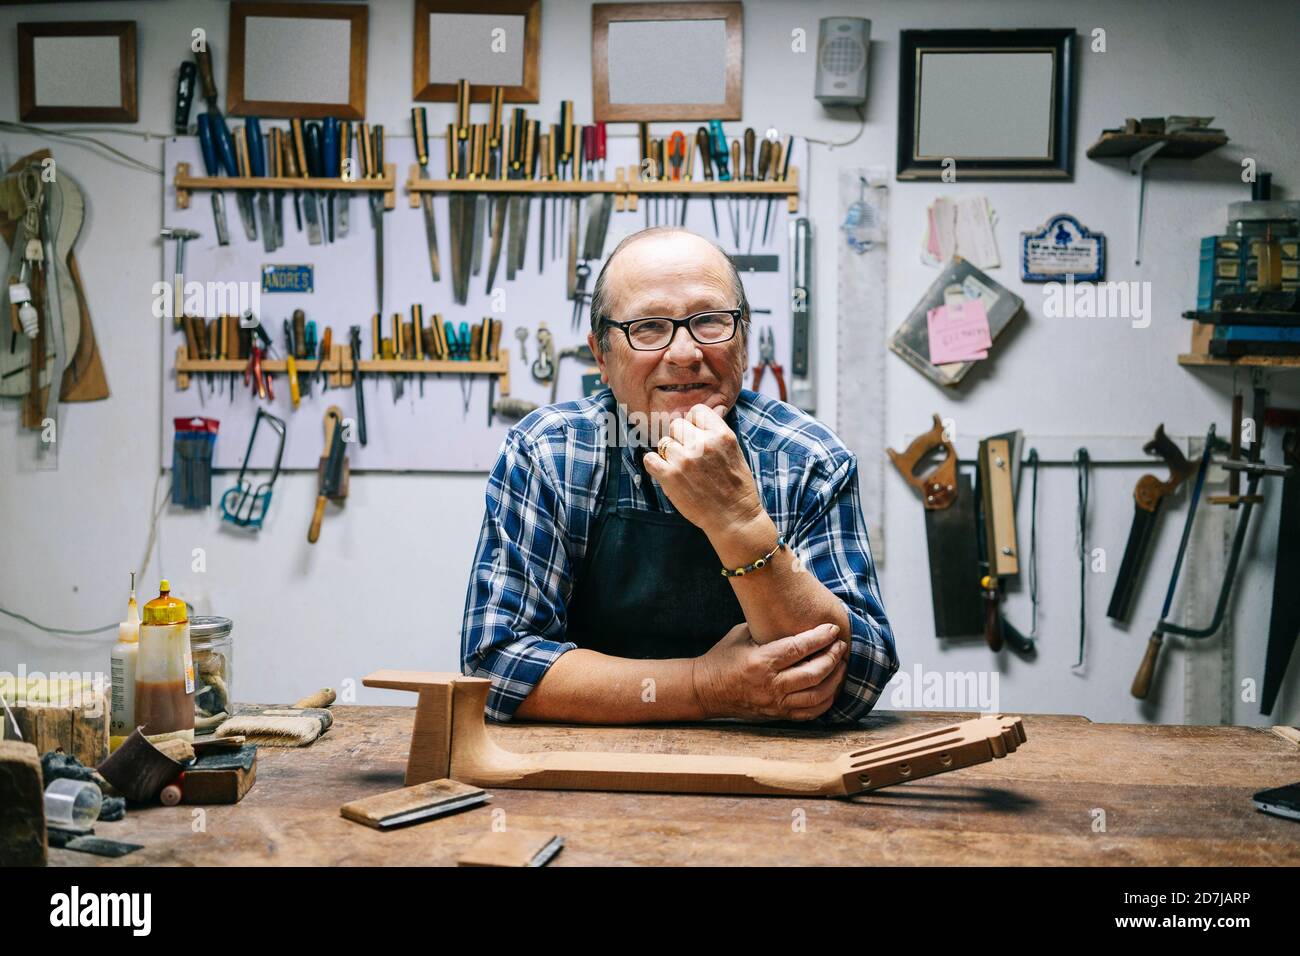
[720,535,787,578]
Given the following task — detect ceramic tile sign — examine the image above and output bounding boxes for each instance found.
[1020,213,1105,282]
[262,264,314,294]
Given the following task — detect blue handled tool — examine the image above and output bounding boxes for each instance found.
[196,114,230,245]
[245,118,274,251]
[322,117,339,243]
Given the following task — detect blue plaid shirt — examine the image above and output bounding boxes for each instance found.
[461,388,898,723]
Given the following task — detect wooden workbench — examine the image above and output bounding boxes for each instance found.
[54,706,1300,866]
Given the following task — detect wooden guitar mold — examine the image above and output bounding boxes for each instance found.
[363,671,1027,797]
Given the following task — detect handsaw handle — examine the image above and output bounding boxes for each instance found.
[887,413,958,510]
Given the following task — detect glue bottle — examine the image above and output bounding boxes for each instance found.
[108,572,141,752]
[136,580,195,742]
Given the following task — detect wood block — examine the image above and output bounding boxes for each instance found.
[340,778,486,829]
[0,679,108,768]
[363,671,459,785]
[457,829,563,867]
[180,746,257,805]
[0,740,47,866]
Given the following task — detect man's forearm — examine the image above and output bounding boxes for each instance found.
[709,511,850,645]
[514,648,709,723]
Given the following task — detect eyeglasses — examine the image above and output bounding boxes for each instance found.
[602,309,743,352]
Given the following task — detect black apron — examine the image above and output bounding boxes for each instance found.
[565,424,746,659]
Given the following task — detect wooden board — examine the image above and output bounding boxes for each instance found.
[52,705,1300,867]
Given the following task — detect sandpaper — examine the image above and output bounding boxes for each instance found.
[340,778,487,830]
[457,830,564,867]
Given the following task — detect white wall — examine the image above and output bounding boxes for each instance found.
[2,0,1298,726]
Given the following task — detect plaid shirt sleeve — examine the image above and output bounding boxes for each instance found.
[786,451,898,724]
[460,427,578,722]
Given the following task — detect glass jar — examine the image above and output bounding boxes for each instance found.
[190,616,233,736]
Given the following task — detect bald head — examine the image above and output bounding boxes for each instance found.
[589,227,749,351]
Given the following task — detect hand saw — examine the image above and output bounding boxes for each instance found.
[888,414,984,639]
[1107,424,1194,623]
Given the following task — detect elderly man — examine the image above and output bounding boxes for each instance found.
[461,227,897,724]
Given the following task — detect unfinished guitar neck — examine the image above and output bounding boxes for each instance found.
[363,671,1027,798]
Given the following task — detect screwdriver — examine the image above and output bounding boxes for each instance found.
[742,127,756,233]
[748,136,772,254]
[668,131,685,226]
[730,138,742,248]
[195,114,230,246]
[696,127,717,237]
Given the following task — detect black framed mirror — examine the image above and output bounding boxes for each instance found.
[897,29,1076,181]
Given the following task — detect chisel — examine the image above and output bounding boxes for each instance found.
[304,121,327,243]
[451,80,474,302]
[505,108,526,282]
[538,131,551,273]
[485,118,510,295]
[269,127,285,250]
[195,113,230,246]
[322,117,340,243]
[231,126,259,242]
[411,106,441,281]
[696,127,717,237]
[761,134,793,247]
[337,120,351,238]
[349,326,367,446]
[368,124,386,317]
[281,125,304,235]
[515,120,538,274]
[747,136,771,253]
[246,118,273,251]
[292,119,321,244]
[470,123,487,276]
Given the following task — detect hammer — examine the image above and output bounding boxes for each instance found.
[160,226,200,278]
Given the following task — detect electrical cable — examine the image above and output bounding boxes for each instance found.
[0,472,171,641]
[1073,448,1092,668]
[0,120,165,175]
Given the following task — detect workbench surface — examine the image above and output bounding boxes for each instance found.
[57,706,1300,866]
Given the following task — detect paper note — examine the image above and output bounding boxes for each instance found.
[921,196,1000,269]
[927,299,992,364]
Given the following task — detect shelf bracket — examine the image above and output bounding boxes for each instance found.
[1128,141,1167,266]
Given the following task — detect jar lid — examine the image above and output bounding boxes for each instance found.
[189,615,233,641]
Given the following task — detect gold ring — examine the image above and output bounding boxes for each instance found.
[657,436,675,458]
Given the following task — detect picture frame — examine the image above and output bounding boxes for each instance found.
[413,0,540,103]
[592,2,742,122]
[226,2,368,120]
[17,21,137,123]
[897,29,1076,181]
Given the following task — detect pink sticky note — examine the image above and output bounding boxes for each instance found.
[928,300,993,364]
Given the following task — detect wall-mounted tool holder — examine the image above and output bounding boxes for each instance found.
[405,165,800,215]
[173,162,397,211]
[174,344,510,394]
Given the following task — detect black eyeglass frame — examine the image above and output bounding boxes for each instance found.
[599,309,745,352]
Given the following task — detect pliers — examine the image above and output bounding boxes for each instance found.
[751,326,787,402]
[244,344,274,401]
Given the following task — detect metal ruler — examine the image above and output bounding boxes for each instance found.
[835,168,889,562]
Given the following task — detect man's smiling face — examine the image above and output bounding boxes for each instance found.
[588,231,747,423]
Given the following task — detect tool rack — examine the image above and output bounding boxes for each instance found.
[172,162,398,210]
[174,346,511,393]
[405,164,800,214]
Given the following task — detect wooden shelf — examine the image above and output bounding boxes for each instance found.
[174,162,397,211]
[1178,353,1300,370]
[1180,319,1300,370]
[406,163,799,214]
[174,345,511,392]
[1086,130,1228,161]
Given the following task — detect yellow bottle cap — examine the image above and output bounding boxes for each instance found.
[142,580,187,625]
